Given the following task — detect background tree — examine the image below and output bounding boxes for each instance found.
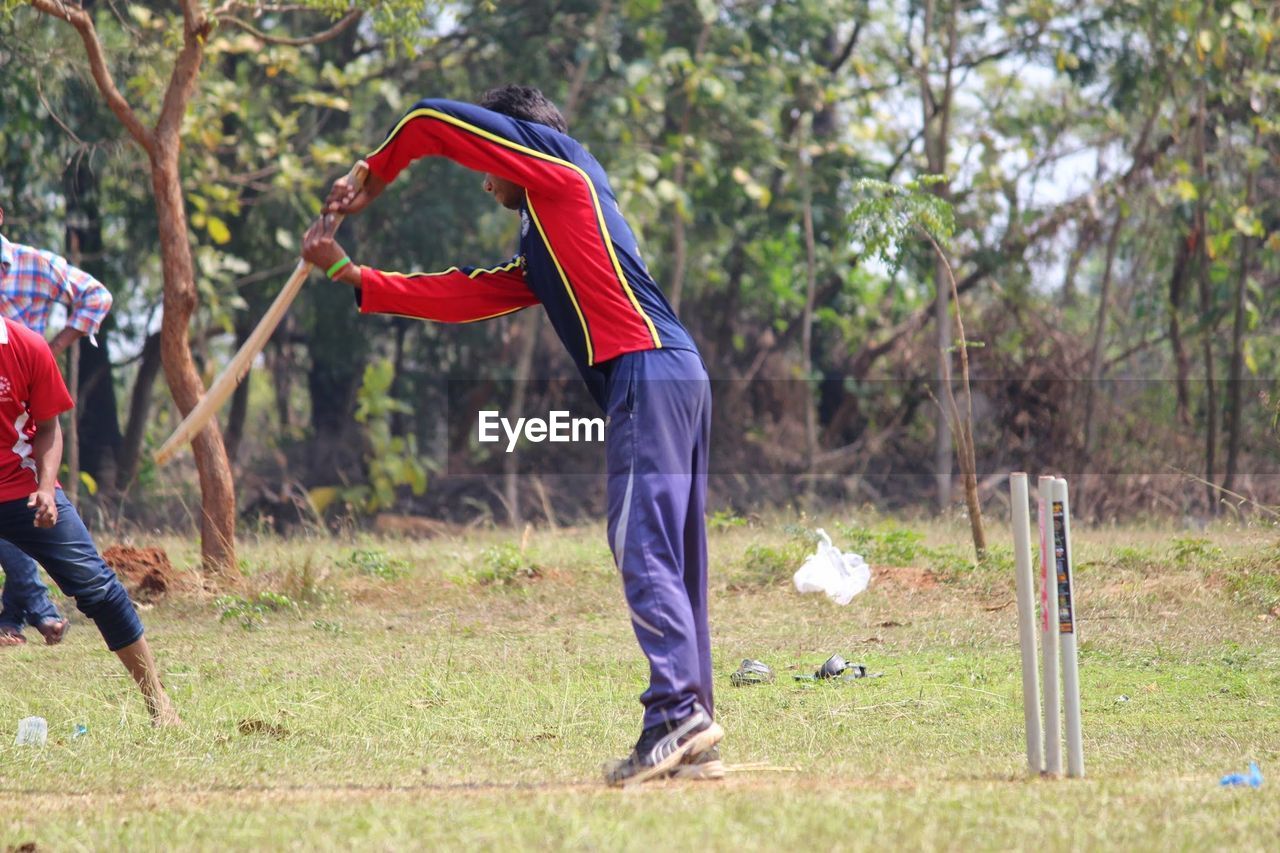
[2,0,1276,536]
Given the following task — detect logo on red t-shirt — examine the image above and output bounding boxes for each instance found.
[0,319,75,502]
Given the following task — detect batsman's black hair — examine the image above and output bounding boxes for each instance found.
[477,85,568,134]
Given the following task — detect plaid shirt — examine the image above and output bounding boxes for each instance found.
[0,233,112,339]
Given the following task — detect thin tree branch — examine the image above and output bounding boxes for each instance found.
[827,19,864,74]
[1166,464,1280,520]
[29,0,154,152]
[1104,332,1168,371]
[220,8,361,47]
[154,0,213,141]
[34,76,86,146]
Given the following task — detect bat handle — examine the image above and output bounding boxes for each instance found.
[329,160,370,224]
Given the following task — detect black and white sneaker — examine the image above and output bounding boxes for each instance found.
[603,707,724,787]
[670,744,725,781]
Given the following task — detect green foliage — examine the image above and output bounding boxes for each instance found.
[835,521,925,565]
[347,359,430,513]
[340,548,409,581]
[1111,545,1159,571]
[280,553,341,605]
[735,533,812,589]
[848,177,956,271]
[1169,537,1224,567]
[215,591,299,631]
[470,543,541,586]
[1227,566,1280,615]
[707,509,747,531]
[925,544,979,581]
[1224,542,1280,614]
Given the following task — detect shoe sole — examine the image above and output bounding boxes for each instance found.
[670,758,726,781]
[619,721,724,788]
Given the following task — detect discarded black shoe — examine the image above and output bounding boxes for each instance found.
[793,653,878,682]
[816,653,865,680]
[730,659,775,686]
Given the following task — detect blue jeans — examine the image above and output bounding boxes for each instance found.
[0,539,63,631]
[0,489,143,651]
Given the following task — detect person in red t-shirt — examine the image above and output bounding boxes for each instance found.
[0,202,113,644]
[0,317,177,725]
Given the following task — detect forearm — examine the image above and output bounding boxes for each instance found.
[32,418,63,492]
[358,264,538,322]
[49,327,84,356]
[331,261,363,288]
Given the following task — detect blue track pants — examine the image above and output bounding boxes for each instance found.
[604,348,713,727]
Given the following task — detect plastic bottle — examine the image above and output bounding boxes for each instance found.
[1219,762,1263,789]
[14,716,48,747]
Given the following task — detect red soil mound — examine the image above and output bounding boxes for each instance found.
[102,545,180,601]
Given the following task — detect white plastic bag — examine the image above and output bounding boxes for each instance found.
[792,528,871,606]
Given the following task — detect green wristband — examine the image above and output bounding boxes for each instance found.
[326,256,352,278]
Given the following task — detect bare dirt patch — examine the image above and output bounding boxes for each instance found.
[873,565,939,591]
[373,514,459,538]
[102,545,182,602]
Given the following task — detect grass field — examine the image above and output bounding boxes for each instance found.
[2,512,1278,850]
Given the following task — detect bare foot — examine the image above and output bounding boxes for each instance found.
[35,617,68,645]
[0,628,26,647]
[150,696,183,728]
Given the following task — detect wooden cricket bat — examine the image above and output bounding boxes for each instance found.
[154,161,369,466]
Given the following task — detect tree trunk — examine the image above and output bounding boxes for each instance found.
[223,322,251,464]
[503,312,542,527]
[75,335,121,487]
[919,0,959,512]
[798,113,819,502]
[65,335,80,505]
[305,272,371,484]
[1193,86,1217,514]
[1168,229,1194,425]
[63,152,122,497]
[930,237,985,560]
[388,317,412,439]
[1080,211,1124,517]
[270,324,296,435]
[666,14,712,314]
[1222,233,1251,495]
[1197,245,1218,514]
[1223,133,1258,495]
[933,257,953,509]
[152,145,237,577]
[117,332,163,490]
[1060,218,1098,308]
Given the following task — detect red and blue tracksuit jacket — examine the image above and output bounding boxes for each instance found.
[357,98,699,408]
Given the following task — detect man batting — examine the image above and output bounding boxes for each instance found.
[300,86,719,786]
